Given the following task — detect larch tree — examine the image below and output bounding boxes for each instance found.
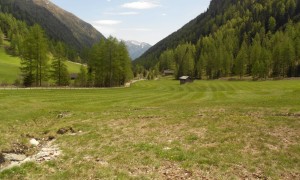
[51,42,70,86]
[88,37,133,87]
[75,65,87,87]
[20,24,49,86]
[234,40,248,79]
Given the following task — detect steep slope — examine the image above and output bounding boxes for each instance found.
[124,40,151,60]
[0,0,105,50]
[135,0,300,68]
[0,41,82,84]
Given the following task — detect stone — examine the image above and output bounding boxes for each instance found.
[4,153,27,161]
[57,127,75,134]
[163,147,171,150]
[30,138,39,146]
[0,153,5,164]
[57,128,68,134]
[57,114,64,118]
[47,136,55,141]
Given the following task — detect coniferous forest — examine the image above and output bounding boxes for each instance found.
[135,0,300,80]
[0,12,133,87]
[0,0,300,87]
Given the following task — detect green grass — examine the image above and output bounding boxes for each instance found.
[0,42,82,84]
[0,79,299,179]
[0,45,21,84]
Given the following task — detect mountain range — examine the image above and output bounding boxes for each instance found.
[124,40,151,60]
[0,0,105,50]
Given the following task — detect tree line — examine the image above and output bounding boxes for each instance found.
[155,21,300,80]
[0,13,133,87]
[134,0,300,80]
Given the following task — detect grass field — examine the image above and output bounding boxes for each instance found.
[0,79,299,179]
[0,44,21,84]
[0,42,82,84]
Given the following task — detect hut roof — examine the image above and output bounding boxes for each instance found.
[179,76,190,80]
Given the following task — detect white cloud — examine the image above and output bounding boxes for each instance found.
[92,20,121,25]
[122,0,161,9]
[104,12,140,16]
[162,13,167,16]
[120,12,140,15]
[92,25,116,37]
[122,28,152,31]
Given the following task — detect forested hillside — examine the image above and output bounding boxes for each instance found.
[135,0,300,79]
[0,12,133,87]
[0,0,105,54]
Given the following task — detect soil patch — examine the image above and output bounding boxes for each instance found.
[0,153,5,164]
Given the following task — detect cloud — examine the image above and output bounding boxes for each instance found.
[92,20,121,25]
[122,28,152,31]
[162,13,167,16]
[120,12,140,15]
[104,12,140,16]
[92,25,116,37]
[122,0,161,9]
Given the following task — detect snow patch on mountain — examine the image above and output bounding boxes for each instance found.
[124,40,152,60]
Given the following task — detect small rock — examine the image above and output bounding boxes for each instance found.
[30,138,39,146]
[57,127,75,135]
[4,153,27,161]
[0,153,5,164]
[57,114,64,119]
[163,147,171,150]
[47,136,55,141]
[57,128,68,134]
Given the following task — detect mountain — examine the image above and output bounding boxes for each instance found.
[124,40,151,60]
[0,0,105,50]
[135,0,300,70]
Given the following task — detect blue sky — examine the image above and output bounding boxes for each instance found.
[51,0,211,45]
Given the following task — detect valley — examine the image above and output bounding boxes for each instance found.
[0,79,299,179]
[0,0,299,179]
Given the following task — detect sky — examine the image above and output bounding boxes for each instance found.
[50,0,211,45]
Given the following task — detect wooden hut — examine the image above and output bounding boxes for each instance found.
[163,69,174,76]
[70,73,78,80]
[179,76,193,85]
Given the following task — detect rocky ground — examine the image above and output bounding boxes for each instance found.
[0,139,61,172]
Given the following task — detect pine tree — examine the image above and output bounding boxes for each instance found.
[88,37,133,87]
[0,28,3,45]
[20,24,49,86]
[159,49,175,71]
[234,40,248,79]
[75,65,87,87]
[174,43,195,79]
[51,42,70,86]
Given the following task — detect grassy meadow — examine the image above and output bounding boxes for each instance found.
[0,43,21,84]
[0,79,299,179]
[0,42,82,84]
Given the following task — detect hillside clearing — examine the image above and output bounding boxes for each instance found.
[0,79,299,179]
[0,42,82,85]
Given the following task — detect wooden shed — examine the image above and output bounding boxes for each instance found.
[70,73,78,80]
[163,69,174,76]
[179,76,193,85]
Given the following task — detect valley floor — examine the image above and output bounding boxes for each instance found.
[0,79,299,179]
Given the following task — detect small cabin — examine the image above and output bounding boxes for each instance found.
[179,76,193,85]
[163,69,174,76]
[70,73,78,80]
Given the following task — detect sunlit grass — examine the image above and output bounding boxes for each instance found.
[0,79,299,179]
[0,41,81,84]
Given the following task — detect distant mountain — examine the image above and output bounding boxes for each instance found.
[124,40,151,60]
[0,0,105,50]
